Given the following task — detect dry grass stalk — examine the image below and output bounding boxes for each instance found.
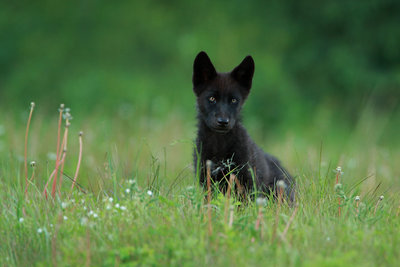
[224,174,235,224]
[70,131,83,194]
[271,181,285,242]
[24,102,35,197]
[51,104,64,198]
[281,203,299,241]
[374,195,384,215]
[58,119,70,195]
[24,161,36,196]
[335,166,342,217]
[44,148,67,198]
[254,197,266,241]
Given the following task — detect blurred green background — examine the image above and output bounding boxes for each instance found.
[1,0,399,143]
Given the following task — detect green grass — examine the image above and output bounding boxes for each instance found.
[0,109,399,266]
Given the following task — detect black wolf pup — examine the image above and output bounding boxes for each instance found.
[193,51,295,202]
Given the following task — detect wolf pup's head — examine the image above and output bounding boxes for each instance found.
[192,51,255,134]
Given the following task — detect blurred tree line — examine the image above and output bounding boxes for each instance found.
[0,0,399,131]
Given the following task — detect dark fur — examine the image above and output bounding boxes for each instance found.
[192,51,295,202]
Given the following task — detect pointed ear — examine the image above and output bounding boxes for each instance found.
[231,55,255,90]
[193,51,217,93]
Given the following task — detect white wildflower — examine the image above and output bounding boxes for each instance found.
[37,228,43,234]
[19,217,24,223]
[125,188,131,194]
[147,190,153,196]
[63,216,68,221]
[120,206,127,211]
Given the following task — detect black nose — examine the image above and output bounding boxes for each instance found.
[217,117,229,126]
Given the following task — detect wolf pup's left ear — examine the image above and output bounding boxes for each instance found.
[193,51,217,95]
[231,56,255,90]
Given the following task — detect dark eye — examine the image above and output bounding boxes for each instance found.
[209,96,216,103]
[231,98,238,104]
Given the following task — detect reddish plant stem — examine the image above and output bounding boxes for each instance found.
[336,169,341,217]
[44,143,66,199]
[224,174,235,224]
[24,103,35,197]
[58,120,70,195]
[272,187,283,242]
[70,132,83,193]
[281,204,299,240]
[51,106,64,198]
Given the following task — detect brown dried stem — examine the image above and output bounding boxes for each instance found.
[70,131,83,194]
[51,104,64,198]
[24,102,35,197]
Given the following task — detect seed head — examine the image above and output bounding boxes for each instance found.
[79,131,83,136]
[335,166,343,175]
[379,195,384,201]
[276,180,287,189]
[355,196,360,201]
[206,160,212,169]
[30,102,35,108]
[30,161,36,168]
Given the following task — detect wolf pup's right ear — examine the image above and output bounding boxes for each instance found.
[193,51,217,95]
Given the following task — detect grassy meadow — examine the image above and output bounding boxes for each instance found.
[1,1,400,266]
[0,105,399,266]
